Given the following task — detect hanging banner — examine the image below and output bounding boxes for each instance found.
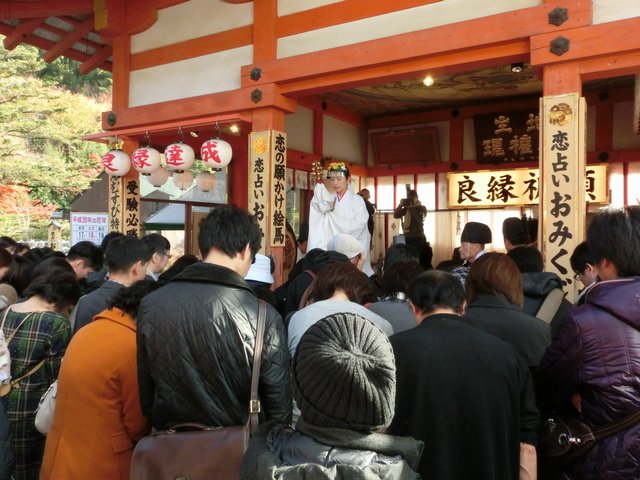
[123,178,141,237]
[270,131,287,247]
[249,131,271,250]
[541,93,586,295]
[447,165,607,208]
[108,176,123,233]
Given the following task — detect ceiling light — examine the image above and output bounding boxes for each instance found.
[229,124,240,133]
[189,130,199,138]
[423,75,434,87]
[511,62,524,73]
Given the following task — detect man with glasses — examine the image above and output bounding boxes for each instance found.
[141,233,172,281]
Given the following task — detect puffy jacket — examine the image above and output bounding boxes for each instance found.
[137,262,292,430]
[241,420,423,480]
[538,277,640,479]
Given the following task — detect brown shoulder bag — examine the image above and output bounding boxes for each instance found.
[129,300,267,480]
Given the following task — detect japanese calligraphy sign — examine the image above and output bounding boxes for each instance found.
[249,131,271,250]
[448,165,606,208]
[71,213,109,246]
[541,93,586,298]
[474,110,540,164]
[270,131,287,247]
[108,176,123,233]
[123,178,141,237]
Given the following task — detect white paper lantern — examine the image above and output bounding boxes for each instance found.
[196,171,217,192]
[200,138,232,169]
[164,142,195,172]
[148,166,169,187]
[101,150,131,177]
[131,146,161,174]
[172,170,194,190]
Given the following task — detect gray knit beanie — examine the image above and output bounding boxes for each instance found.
[292,312,396,432]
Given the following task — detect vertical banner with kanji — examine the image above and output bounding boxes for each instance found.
[270,131,287,247]
[108,176,123,233]
[249,132,271,251]
[123,178,141,237]
[540,93,586,301]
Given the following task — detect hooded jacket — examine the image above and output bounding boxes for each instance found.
[538,277,640,479]
[520,272,574,336]
[136,262,292,430]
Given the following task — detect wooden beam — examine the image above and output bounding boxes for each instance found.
[0,0,92,20]
[297,96,365,128]
[0,23,112,70]
[253,0,277,62]
[531,17,640,67]
[80,45,113,74]
[42,16,94,63]
[542,63,581,96]
[279,40,530,97]
[241,0,591,89]
[3,17,45,50]
[103,83,298,131]
[580,49,640,82]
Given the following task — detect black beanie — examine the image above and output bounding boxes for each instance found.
[292,312,396,432]
[461,221,492,244]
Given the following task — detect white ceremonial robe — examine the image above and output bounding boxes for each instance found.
[307,183,373,276]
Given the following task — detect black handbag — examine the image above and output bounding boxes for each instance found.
[540,408,640,469]
[130,300,267,480]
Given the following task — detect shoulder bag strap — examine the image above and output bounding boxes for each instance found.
[4,312,46,385]
[298,270,317,310]
[11,358,46,386]
[248,300,266,435]
[592,410,640,440]
[536,288,564,324]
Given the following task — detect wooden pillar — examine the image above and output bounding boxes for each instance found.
[540,63,585,302]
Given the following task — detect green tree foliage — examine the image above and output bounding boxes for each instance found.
[0,38,109,225]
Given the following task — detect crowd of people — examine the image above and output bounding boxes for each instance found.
[0,190,637,479]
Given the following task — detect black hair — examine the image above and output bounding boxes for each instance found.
[587,206,640,277]
[408,270,465,314]
[380,261,424,296]
[570,241,595,274]
[107,279,162,319]
[104,235,151,274]
[0,249,12,270]
[14,243,30,256]
[4,256,36,296]
[24,247,52,264]
[198,205,261,259]
[67,241,104,270]
[158,254,199,284]
[383,243,420,272]
[32,256,75,280]
[507,246,543,274]
[100,231,125,252]
[141,233,170,256]
[0,237,17,251]
[23,270,81,311]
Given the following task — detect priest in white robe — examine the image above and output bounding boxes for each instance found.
[307,162,373,276]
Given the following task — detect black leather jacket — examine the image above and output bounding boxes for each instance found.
[137,262,292,430]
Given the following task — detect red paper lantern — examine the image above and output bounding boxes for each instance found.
[132,146,161,174]
[101,150,131,177]
[200,138,232,170]
[164,142,195,172]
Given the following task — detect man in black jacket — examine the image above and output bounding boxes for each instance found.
[137,205,292,430]
[389,270,539,479]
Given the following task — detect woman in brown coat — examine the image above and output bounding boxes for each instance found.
[40,280,160,480]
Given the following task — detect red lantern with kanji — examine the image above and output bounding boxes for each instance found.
[101,150,131,177]
[164,142,195,172]
[131,146,161,174]
[200,138,232,170]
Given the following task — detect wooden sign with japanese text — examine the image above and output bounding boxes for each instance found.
[269,131,287,247]
[123,178,141,237]
[541,93,586,298]
[108,176,123,233]
[474,110,539,164]
[448,165,607,208]
[249,131,271,251]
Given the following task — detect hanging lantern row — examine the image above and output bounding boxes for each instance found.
[101,135,233,180]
